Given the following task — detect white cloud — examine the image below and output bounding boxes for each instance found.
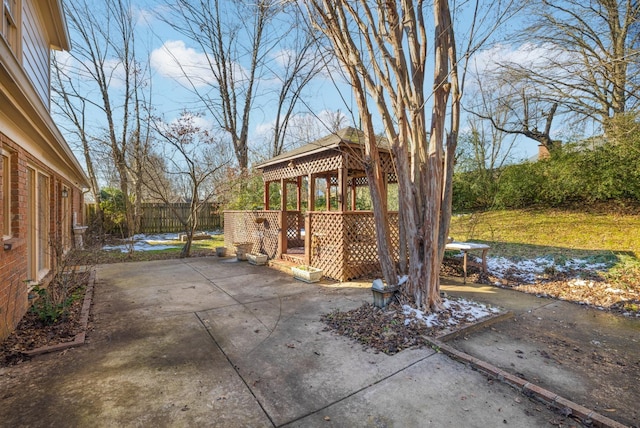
[150,40,251,89]
[254,109,351,146]
[472,42,576,76]
[150,40,215,87]
[53,50,127,88]
[272,49,296,69]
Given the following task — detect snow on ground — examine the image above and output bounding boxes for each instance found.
[102,231,221,253]
[478,255,608,284]
[402,298,501,328]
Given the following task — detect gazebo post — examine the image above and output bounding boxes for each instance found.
[264,180,270,210]
[296,176,302,211]
[338,166,348,212]
[325,174,331,211]
[308,174,316,211]
[280,178,287,211]
[351,180,357,211]
[280,178,288,255]
[296,177,302,242]
[306,174,315,266]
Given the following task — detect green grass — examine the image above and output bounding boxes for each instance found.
[79,234,226,264]
[449,208,640,283]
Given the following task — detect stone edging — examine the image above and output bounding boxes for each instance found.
[423,336,627,428]
[24,269,95,357]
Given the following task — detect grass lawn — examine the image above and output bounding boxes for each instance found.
[449,208,640,260]
[449,208,640,286]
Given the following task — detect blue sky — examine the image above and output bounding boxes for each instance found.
[55,0,548,169]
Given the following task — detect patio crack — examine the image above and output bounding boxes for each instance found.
[195,311,277,428]
[277,351,440,427]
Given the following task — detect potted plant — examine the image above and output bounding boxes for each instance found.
[292,265,323,283]
[233,242,253,261]
[215,246,227,257]
[247,252,268,265]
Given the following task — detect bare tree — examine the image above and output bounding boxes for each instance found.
[305,0,516,310]
[145,112,231,257]
[157,0,322,169]
[466,67,560,154]
[52,0,151,237]
[51,55,103,217]
[305,0,458,310]
[501,0,640,132]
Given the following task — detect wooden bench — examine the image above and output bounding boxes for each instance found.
[444,242,490,283]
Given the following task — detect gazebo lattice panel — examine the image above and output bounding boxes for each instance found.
[286,211,304,248]
[345,151,395,174]
[261,151,342,182]
[308,212,346,281]
[306,211,400,281]
[223,211,281,258]
[348,173,397,187]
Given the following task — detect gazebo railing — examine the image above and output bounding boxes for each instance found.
[307,211,400,281]
[223,211,281,258]
[224,210,400,282]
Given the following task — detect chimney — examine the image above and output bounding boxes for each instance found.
[538,144,550,160]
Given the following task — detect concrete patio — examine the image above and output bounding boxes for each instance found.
[0,257,611,427]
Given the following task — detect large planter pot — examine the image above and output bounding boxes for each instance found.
[371,280,398,309]
[292,266,323,283]
[233,242,253,261]
[247,253,268,266]
[215,247,227,257]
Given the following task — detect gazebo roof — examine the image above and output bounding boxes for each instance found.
[254,127,389,170]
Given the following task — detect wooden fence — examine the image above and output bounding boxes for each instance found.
[85,202,222,234]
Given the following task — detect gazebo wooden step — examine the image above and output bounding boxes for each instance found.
[268,258,299,275]
[281,252,305,264]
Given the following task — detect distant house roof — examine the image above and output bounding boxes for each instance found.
[254,127,389,170]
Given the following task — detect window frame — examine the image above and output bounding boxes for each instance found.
[1,148,11,240]
[26,165,51,281]
[2,0,19,52]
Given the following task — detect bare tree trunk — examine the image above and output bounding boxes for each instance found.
[306,0,464,309]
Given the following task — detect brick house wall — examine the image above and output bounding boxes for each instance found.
[1,0,88,342]
[0,131,84,340]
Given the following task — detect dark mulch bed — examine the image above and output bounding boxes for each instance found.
[321,299,500,355]
[322,303,431,355]
[0,271,90,367]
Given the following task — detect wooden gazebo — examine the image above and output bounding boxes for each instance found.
[224,127,400,281]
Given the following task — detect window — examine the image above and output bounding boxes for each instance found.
[26,167,50,280]
[61,186,71,251]
[1,149,10,238]
[2,0,18,51]
[37,172,49,272]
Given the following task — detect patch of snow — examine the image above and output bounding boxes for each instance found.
[403,297,500,328]
[102,231,219,253]
[483,256,608,284]
[372,279,385,291]
[398,275,409,286]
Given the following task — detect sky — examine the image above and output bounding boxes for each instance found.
[54,0,550,175]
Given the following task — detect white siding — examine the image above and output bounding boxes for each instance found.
[21,1,50,109]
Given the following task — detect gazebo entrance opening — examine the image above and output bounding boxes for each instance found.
[224,127,400,281]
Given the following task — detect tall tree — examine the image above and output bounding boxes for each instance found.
[305,0,459,310]
[501,0,640,132]
[306,0,515,310]
[157,0,322,169]
[52,0,151,237]
[466,67,561,153]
